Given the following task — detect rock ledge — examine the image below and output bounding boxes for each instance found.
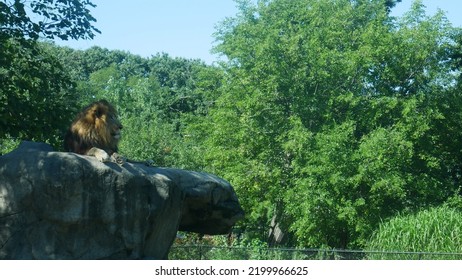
[0,141,243,259]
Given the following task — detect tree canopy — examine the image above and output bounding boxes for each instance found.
[0,0,99,144]
[0,0,99,41]
[205,0,462,248]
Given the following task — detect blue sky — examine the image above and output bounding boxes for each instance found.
[56,0,462,64]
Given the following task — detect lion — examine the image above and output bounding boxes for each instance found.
[64,99,126,164]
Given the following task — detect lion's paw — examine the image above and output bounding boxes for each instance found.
[111,153,126,165]
[95,151,110,162]
[88,148,111,162]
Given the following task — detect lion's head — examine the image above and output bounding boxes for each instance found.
[64,100,123,155]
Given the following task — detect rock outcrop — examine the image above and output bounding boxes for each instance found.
[0,142,243,259]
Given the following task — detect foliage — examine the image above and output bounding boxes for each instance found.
[0,0,99,41]
[206,0,462,249]
[1,0,99,148]
[366,206,462,259]
[170,235,313,260]
[0,39,77,146]
[0,136,20,155]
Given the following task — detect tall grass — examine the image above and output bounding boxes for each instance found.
[366,206,462,259]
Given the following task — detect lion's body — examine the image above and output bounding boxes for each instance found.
[64,100,123,162]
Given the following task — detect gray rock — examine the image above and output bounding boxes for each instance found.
[0,141,243,259]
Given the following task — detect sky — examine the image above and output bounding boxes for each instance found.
[56,0,462,65]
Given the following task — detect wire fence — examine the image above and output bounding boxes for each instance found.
[169,245,462,260]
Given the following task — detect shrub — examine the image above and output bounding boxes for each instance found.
[366,206,462,259]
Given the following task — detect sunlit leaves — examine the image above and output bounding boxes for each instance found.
[0,0,99,41]
[209,0,461,249]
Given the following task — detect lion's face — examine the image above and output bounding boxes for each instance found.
[89,100,123,149]
[66,100,123,154]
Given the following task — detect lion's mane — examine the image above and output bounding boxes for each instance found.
[64,100,122,156]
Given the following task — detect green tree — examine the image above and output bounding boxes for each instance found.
[207,0,460,248]
[0,0,99,41]
[0,40,76,145]
[1,0,99,147]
